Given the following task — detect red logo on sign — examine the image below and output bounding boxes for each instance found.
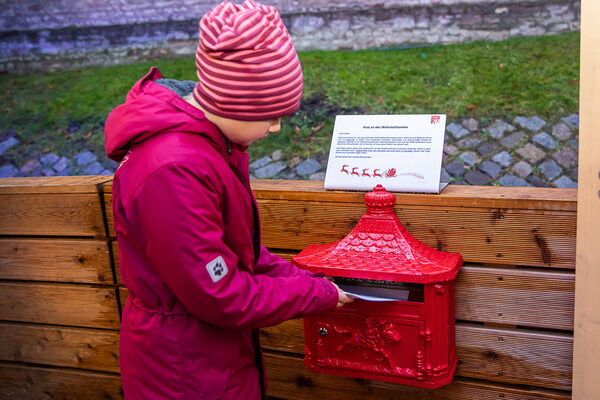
[431,115,441,124]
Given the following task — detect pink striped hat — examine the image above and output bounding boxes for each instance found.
[194,0,303,121]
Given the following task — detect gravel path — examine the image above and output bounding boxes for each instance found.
[0,113,579,189]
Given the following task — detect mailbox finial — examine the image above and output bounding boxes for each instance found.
[365,185,395,215]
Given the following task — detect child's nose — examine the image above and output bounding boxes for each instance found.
[268,118,281,133]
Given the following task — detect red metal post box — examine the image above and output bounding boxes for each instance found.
[292,185,462,388]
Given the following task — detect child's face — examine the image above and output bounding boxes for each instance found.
[220,118,282,147]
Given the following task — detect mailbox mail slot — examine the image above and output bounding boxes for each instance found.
[293,185,462,388]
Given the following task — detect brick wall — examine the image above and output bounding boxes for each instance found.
[0,0,580,74]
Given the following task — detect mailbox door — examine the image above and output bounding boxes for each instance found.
[305,309,427,383]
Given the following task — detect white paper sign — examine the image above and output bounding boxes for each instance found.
[324,114,447,193]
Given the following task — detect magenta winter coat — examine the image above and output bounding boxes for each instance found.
[105,67,338,400]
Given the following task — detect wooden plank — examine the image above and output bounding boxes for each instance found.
[0,322,120,373]
[259,200,576,268]
[573,2,600,399]
[111,195,576,269]
[264,352,571,400]
[0,193,106,236]
[112,241,121,284]
[101,181,577,241]
[0,362,123,400]
[261,320,572,391]
[0,238,112,284]
[104,183,576,267]
[251,180,577,212]
[0,176,111,195]
[0,282,120,329]
[261,319,302,353]
[457,324,572,391]
[0,355,569,400]
[105,192,115,238]
[455,266,574,330]
[274,250,575,331]
[118,287,128,313]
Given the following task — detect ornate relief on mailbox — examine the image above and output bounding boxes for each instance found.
[293,185,462,388]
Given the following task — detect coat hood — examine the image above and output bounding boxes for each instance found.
[105,67,225,162]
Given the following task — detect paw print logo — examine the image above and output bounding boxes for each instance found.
[206,256,228,283]
[213,262,224,276]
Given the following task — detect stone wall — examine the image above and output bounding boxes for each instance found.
[0,0,580,74]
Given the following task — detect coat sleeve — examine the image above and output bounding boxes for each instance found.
[128,163,338,329]
[253,245,314,278]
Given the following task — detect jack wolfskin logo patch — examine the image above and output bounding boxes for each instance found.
[206,256,228,283]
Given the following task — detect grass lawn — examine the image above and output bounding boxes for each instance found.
[0,32,579,166]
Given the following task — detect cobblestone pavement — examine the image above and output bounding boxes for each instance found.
[0,113,579,189]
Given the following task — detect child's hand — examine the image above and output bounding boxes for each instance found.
[329,281,354,308]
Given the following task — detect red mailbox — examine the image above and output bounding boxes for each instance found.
[292,185,462,388]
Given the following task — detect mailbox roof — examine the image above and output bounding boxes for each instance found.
[292,185,462,284]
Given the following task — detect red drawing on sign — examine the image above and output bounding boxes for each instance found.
[431,115,441,124]
[340,165,423,180]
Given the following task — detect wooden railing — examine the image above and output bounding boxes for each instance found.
[0,177,577,399]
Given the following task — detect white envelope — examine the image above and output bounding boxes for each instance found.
[338,284,410,302]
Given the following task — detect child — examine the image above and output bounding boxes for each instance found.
[104,1,353,399]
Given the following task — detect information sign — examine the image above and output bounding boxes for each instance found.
[324,114,448,193]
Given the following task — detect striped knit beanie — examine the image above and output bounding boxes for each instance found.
[194,0,303,121]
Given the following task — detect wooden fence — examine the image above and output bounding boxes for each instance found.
[0,176,577,399]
